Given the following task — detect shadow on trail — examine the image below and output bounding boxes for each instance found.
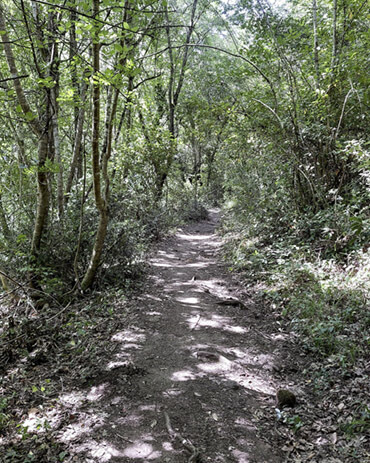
[24,211,285,463]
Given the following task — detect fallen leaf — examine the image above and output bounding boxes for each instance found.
[329,432,337,444]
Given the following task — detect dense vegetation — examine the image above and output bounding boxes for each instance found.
[0,0,369,461]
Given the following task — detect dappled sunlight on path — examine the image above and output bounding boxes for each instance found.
[50,210,284,462]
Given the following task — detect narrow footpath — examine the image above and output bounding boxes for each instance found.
[62,211,288,462]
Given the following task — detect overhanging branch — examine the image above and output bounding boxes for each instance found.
[140,42,278,108]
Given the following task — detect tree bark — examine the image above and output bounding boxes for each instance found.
[65,81,87,203]
[312,0,320,88]
[0,6,41,138]
[0,193,11,241]
[156,0,198,200]
[49,17,64,217]
[81,0,135,289]
[331,0,338,73]
[0,5,50,260]
[31,127,51,256]
[81,0,104,290]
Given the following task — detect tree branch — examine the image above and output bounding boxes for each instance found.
[140,43,277,105]
[0,74,29,83]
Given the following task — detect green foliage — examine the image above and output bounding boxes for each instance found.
[340,405,370,437]
[222,211,369,364]
[0,3,368,462]
[0,396,11,432]
[0,0,367,302]
[277,411,304,434]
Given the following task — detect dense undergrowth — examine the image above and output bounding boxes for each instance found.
[221,204,370,458]
[222,213,369,362]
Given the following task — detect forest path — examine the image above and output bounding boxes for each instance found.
[65,210,286,462]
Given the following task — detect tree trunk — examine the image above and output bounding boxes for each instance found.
[0,5,50,260]
[50,85,64,217]
[0,193,11,241]
[31,127,51,256]
[81,0,103,290]
[312,0,320,88]
[80,0,122,290]
[331,0,338,73]
[156,0,198,200]
[80,208,108,290]
[65,81,87,203]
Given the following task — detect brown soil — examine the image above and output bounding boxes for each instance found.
[57,210,295,462]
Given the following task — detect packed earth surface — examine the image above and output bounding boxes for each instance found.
[59,210,297,463]
[60,210,286,462]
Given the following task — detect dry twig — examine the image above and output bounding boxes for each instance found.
[164,411,202,462]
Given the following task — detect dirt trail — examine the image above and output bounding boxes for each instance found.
[63,210,286,462]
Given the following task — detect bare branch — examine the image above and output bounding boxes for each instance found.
[252,98,283,128]
[133,73,162,90]
[0,74,29,83]
[335,87,354,139]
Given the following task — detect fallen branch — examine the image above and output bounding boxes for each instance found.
[216,298,246,309]
[164,411,202,462]
[190,314,201,331]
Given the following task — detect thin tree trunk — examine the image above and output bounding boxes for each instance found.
[65,81,87,203]
[0,193,11,241]
[81,0,103,290]
[157,0,198,200]
[31,120,51,256]
[101,86,113,162]
[312,0,320,88]
[114,76,133,147]
[81,0,135,289]
[52,97,64,217]
[69,1,79,130]
[0,5,50,260]
[165,0,198,137]
[331,0,338,72]
[50,82,64,216]
[0,7,41,137]
[47,11,64,217]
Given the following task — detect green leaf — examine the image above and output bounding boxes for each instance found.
[114,43,123,53]
[25,111,36,121]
